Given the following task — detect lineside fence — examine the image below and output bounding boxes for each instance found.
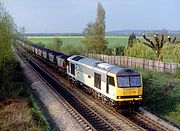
[85,53,180,73]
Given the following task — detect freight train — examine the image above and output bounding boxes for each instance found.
[22,43,143,109]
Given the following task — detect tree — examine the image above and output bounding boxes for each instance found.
[142,33,176,61]
[0,8,17,44]
[36,42,45,47]
[128,33,137,47]
[53,38,63,52]
[94,2,106,45]
[82,22,95,45]
[0,1,18,100]
[46,38,63,52]
[81,2,107,53]
[81,22,95,52]
[0,1,17,65]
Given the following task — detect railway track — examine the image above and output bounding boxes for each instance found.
[15,45,121,131]
[121,111,167,131]
[14,46,95,130]
[16,44,179,131]
[121,108,178,131]
[134,111,168,131]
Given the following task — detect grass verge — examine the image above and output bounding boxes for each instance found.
[0,98,43,130]
[27,87,51,131]
[0,61,51,130]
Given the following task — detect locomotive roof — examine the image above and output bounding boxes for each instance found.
[109,66,139,75]
[69,55,140,75]
[68,55,103,67]
[95,63,139,75]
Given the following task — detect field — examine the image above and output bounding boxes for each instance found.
[27,36,135,47]
[27,35,180,63]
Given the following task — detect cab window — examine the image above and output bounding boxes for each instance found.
[117,76,129,87]
[107,76,115,86]
[94,73,101,89]
[71,63,75,75]
[130,76,141,87]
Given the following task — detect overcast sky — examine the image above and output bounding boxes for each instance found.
[4,0,180,33]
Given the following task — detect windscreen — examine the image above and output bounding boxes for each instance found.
[117,75,141,87]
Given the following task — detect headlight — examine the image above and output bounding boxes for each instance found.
[117,96,121,99]
[139,95,142,98]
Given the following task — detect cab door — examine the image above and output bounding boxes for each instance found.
[107,75,115,95]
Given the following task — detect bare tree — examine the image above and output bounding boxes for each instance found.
[142,33,176,61]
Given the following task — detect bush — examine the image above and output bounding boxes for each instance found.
[115,46,125,55]
[61,45,84,55]
[161,44,180,63]
[141,70,180,123]
[0,60,21,100]
[124,43,155,59]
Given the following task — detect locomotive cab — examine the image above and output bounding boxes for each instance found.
[116,75,142,98]
[106,67,143,108]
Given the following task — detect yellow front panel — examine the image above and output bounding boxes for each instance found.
[115,87,142,101]
[117,87,142,96]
